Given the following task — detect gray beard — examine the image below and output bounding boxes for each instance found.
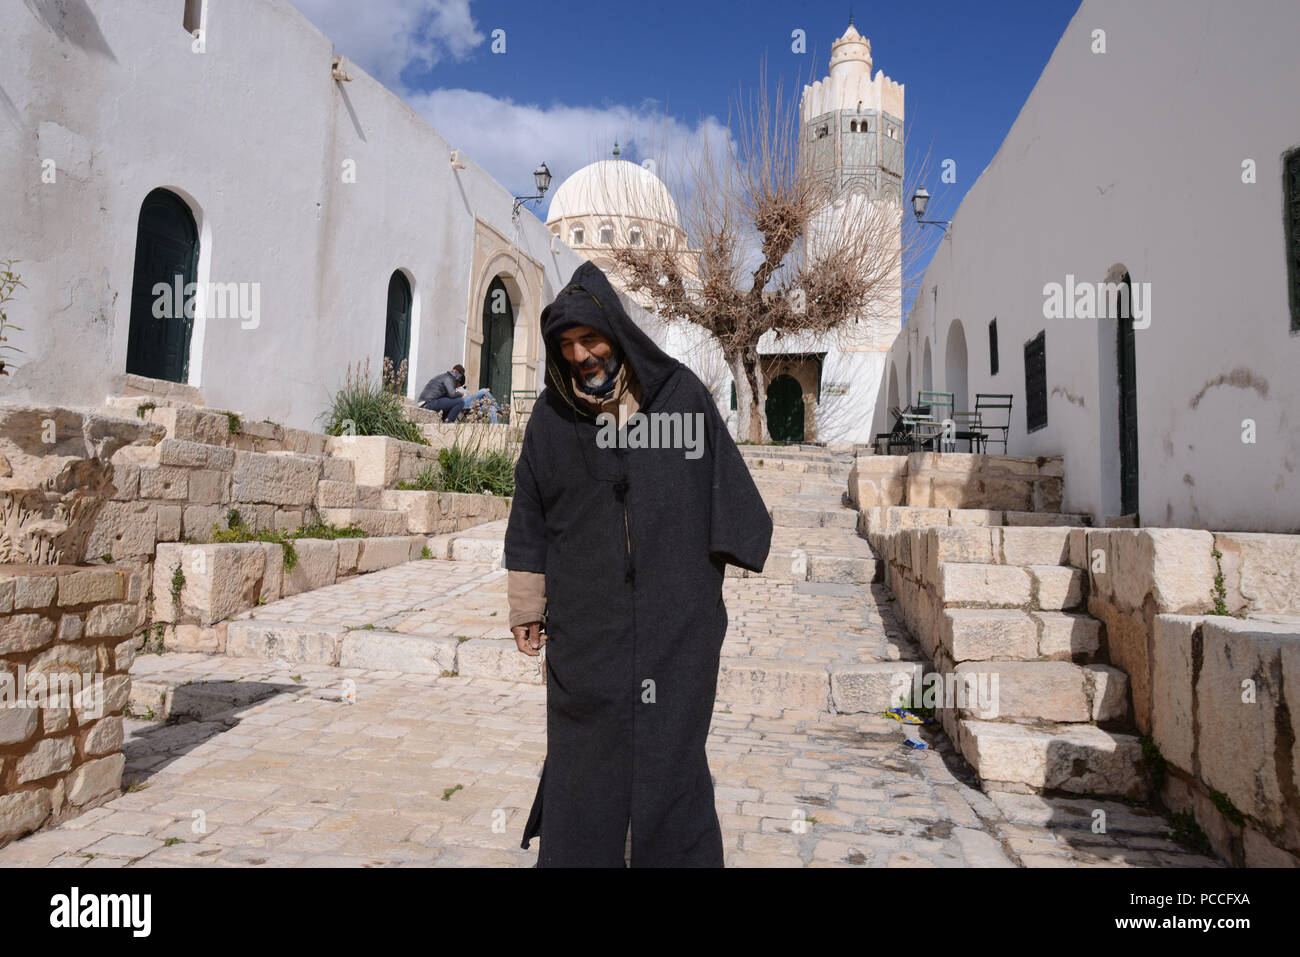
[580,353,620,391]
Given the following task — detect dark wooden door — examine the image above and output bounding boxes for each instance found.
[765,374,804,443]
[126,189,198,382]
[384,271,412,383]
[479,276,514,402]
[1117,273,1140,515]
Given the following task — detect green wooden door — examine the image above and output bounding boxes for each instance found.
[384,270,412,385]
[126,188,198,382]
[479,276,514,402]
[765,374,804,443]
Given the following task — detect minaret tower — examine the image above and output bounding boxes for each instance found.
[799,19,904,352]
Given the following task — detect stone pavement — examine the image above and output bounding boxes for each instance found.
[0,447,1223,868]
[0,614,1218,868]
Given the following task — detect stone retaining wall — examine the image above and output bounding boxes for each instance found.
[1151,615,1300,866]
[0,564,149,848]
[91,437,513,559]
[150,534,433,654]
[1083,528,1300,865]
[849,452,1064,512]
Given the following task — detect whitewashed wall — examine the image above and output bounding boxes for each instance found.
[0,0,591,430]
[876,0,1300,532]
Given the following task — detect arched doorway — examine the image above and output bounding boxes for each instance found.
[766,374,804,442]
[945,320,968,412]
[887,362,899,413]
[922,339,933,394]
[480,275,515,402]
[1115,271,1139,515]
[126,188,198,382]
[383,270,412,386]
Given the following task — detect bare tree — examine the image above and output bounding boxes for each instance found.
[573,57,929,442]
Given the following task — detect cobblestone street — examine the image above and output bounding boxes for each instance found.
[0,553,1218,868]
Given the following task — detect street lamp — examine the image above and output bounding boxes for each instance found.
[911,186,952,238]
[513,162,553,219]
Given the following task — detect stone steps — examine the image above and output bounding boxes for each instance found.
[769,505,858,529]
[940,608,1103,662]
[937,562,1085,611]
[950,660,1129,723]
[954,719,1150,800]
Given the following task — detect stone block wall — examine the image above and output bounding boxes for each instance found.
[1151,615,1300,866]
[150,535,431,653]
[848,452,1065,512]
[1081,527,1300,865]
[0,564,149,848]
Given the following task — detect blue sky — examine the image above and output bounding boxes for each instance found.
[291,0,1083,312]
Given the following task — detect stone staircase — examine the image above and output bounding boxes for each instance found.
[734,446,878,586]
[868,507,1150,800]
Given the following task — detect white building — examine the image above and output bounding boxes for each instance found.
[877,0,1300,533]
[0,0,606,430]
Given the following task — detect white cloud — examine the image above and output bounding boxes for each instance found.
[403,88,734,218]
[287,0,753,263]
[289,0,484,92]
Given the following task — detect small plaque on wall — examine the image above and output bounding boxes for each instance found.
[823,383,850,396]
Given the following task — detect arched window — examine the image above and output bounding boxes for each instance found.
[383,270,412,387]
[657,233,667,249]
[599,224,614,245]
[850,120,858,132]
[570,226,585,245]
[629,226,642,246]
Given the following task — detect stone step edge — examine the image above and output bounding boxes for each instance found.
[954,717,1151,801]
[213,622,916,712]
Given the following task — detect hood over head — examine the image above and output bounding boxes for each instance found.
[540,261,681,418]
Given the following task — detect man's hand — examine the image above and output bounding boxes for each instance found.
[512,621,546,656]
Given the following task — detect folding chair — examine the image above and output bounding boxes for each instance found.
[950,411,986,453]
[974,394,1013,453]
[917,391,955,428]
[873,406,909,454]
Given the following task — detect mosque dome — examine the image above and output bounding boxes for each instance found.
[546,158,681,230]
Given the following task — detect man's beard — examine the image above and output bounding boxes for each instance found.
[579,352,621,391]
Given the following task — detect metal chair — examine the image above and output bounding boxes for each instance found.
[917,391,955,427]
[974,394,1013,453]
[873,406,910,454]
[949,411,987,453]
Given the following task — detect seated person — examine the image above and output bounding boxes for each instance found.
[417,365,502,423]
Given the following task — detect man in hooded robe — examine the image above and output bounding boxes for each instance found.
[504,261,772,867]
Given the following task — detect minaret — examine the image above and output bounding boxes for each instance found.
[800,20,904,207]
[799,21,905,350]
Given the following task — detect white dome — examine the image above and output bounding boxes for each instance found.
[546,159,681,229]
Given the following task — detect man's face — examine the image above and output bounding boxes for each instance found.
[557,325,618,390]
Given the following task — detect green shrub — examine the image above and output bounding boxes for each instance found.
[319,357,428,444]
[392,420,517,496]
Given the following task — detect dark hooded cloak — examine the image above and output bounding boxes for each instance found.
[505,261,772,867]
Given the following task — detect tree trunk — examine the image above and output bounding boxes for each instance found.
[727,347,767,444]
